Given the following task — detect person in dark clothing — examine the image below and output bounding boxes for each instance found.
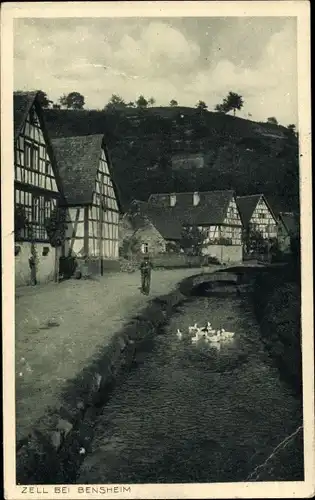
[29,254,37,285]
[140,255,153,295]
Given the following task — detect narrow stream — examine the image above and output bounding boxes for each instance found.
[77,283,303,484]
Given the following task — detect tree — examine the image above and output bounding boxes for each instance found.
[127,101,135,107]
[195,100,208,111]
[36,90,52,108]
[244,226,266,254]
[104,94,127,111]
[148,97,156,106]
[170,99,178,107]
[180,225,206,256]
[136,95,148,108]
[52,103,61,109]
[225,91,244,116]
[214,102,229,114]
[215,91,244,116]
[267,116,278,125]
[45,206,67,248]
[120,234,141,259]
[287,124,297,137]
[59,92,85,110]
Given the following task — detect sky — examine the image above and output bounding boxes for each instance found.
[14,16,298,125]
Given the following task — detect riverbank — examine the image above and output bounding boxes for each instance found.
[16,268,213,484]
[252,264,302,394]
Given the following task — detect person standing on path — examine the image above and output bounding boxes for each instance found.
[29,253,37,285]
[140,255,153,295]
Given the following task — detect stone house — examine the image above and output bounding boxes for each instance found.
[119,202,168,257]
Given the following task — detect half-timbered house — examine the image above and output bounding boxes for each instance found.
[51,134,121,274]
[236,194,278,243]
[14,91,64,286]
[147,191,244,263]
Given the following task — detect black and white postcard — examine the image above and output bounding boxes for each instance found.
[1,1,314,498]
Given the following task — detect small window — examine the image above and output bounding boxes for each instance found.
[15,245,21,256]
[45,160,50,175]
[141,243,149,254]
[24,142,39,171]
[42,246,50,256]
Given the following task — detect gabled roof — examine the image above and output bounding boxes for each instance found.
[279,212,299,236]
[128,190,238,240]
[127,200,182,240]
[236,193,278,226]
[13,91,65,196]
[51,134,122,208]
[14,91,38,141]
[148,190,235,224]
[236,194,262,226]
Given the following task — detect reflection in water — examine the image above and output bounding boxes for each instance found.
[77,292,303,484]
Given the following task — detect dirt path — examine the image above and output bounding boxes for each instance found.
[15,268,208,443]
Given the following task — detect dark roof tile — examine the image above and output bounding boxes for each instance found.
[51,135,122,209]
[14,91,38,141]
[51,135,103,205]
[236,194,262,226]
[130,190,236,240]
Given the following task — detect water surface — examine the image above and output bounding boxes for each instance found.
[77,289,303,483]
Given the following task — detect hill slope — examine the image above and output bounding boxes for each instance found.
[43,106,299,212]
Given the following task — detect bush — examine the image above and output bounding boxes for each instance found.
[254,273,302,393]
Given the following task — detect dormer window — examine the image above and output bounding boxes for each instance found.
[170,194,176,207]
[193,192,200,206]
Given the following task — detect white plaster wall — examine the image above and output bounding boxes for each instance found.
[15,242,57,287]
[202,244,242,264]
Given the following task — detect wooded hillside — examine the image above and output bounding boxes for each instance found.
[43,106,299,212]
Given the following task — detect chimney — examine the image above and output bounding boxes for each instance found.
[170,194,176,207]
[193,192,200,206]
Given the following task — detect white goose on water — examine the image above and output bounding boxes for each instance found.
[208,332,221,343]
[189,323,199,334]
[225,331,235,338]
[220,328,235,339]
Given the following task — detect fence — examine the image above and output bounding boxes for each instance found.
[121,253,208,270]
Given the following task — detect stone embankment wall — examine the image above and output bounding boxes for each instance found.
[16,286,188,484]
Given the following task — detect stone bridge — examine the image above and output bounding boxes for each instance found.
[179,263,268,296]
